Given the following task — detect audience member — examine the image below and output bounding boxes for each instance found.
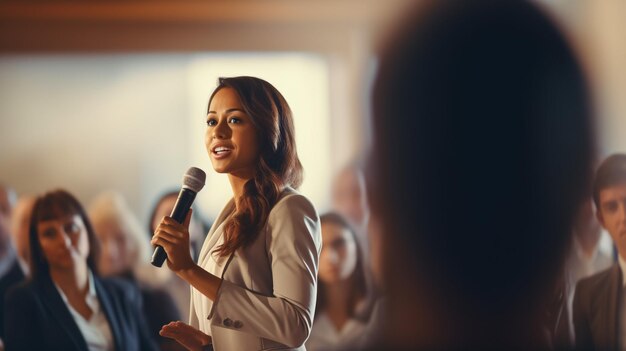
[0,184,23,343]
[564,197,615,342]
[4,189,157,350]
[366,0,593,348]
[306,212,368,351]
[10,195,36,275]
[89,191,183,351]
[573,154,626,350]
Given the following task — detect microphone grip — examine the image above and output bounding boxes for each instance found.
[151,188,197,267]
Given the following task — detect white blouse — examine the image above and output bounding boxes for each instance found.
[305,313,367,351]
[53,272,114,351]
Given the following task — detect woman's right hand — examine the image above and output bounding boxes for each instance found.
[160,321,212,351]
[151,211,196,273]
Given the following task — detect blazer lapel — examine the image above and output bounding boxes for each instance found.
[606,264,621,351]
[94,277,123,351]
[198,198,235,265]
[200,199,236,320]
[38,276,89,351]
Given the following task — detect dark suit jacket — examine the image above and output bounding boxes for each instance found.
[0,258,25,339]
[573,263,621,351]
[4,274,158,351]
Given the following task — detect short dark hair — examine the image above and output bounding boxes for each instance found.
[29,189,100,281]
[592,154,626,209]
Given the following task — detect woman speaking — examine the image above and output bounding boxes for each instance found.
[151,76,321,351]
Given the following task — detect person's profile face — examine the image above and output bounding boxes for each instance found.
[319,221,358,284]
[152,195,177,232]
[205,87,260,179]
[37,213,90,271]
[597,182,626,257]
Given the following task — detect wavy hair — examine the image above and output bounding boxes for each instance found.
[209,76,303,256]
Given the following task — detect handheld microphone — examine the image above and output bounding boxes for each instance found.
[151,167,206,267]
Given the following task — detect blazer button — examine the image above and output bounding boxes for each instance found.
[223,318,233,327]
[233,320,243,329]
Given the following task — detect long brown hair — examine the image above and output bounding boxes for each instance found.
[29,189,101,281]
[315,212,367,320]
[209,76,303,257]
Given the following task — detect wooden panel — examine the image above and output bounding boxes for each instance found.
[0,1,396,53]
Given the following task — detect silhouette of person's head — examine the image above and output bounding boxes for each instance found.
[367,0,593,348]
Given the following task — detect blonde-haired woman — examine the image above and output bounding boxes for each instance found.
[89,191,184,351]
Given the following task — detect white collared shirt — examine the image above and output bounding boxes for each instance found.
[54,272,114,351]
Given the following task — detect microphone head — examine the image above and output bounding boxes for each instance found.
[182,167,206,193]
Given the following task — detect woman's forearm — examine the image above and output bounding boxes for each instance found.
[176,264,223,301]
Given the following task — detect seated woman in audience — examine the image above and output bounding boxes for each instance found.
[4,189,157,351]
[306,212,369,351]
[89,191,183,351]
[89,191,184,350]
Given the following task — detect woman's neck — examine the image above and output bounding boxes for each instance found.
[324,279,354,330]
[50,262,89,298]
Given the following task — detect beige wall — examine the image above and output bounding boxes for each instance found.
[0,53,335,224]
[0,55,191,223]
[2,0,625,224]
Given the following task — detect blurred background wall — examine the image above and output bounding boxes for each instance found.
[0,0,625,224]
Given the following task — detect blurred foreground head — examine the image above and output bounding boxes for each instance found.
[368,0,593,348]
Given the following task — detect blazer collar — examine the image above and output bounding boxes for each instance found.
[198,198,236,266]
[37,275,89,351]
[93,277,123,351]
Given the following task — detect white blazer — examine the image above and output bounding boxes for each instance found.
[190,187,321,351]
